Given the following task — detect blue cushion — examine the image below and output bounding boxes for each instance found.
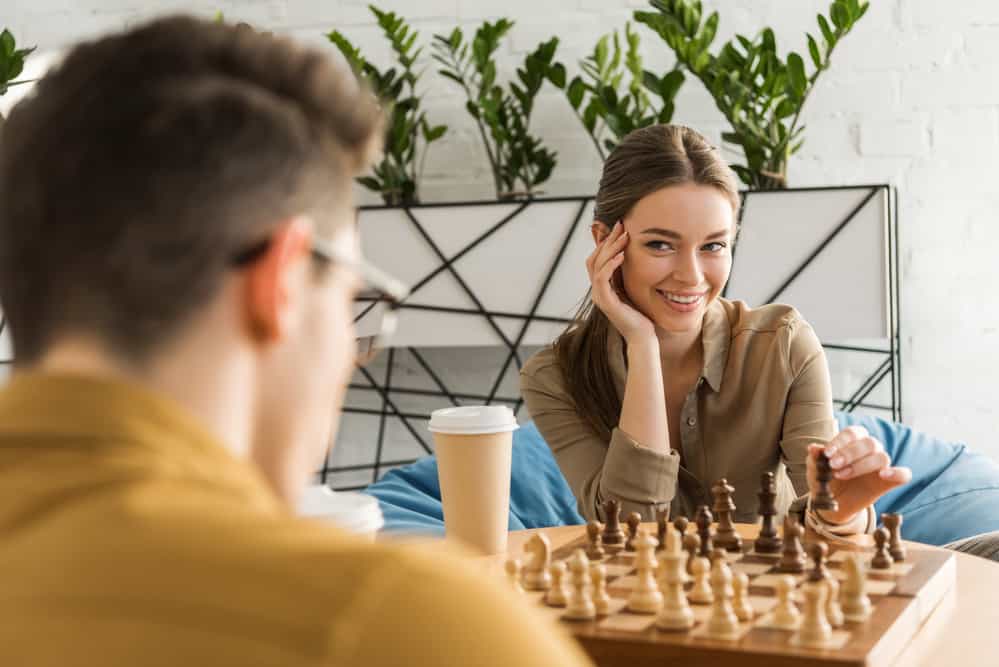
[365,413,999,547]
[837,412,999,544]
[363,422,584,536]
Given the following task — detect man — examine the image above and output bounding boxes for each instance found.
[0,16,590,666]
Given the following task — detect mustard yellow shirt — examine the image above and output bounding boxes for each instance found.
[0,373,591,667]
[520,298,838,524]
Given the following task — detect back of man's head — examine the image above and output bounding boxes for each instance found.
[0,16,379,365]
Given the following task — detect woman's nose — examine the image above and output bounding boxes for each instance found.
[671,249,704,286]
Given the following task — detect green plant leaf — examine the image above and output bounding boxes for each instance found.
[567,76,586,109]
[356,176,382,192]
[786,52,806,100]
[817,14,835,46]
[548,62,566,88]
[807,34,822,69]
[831,2,849,29]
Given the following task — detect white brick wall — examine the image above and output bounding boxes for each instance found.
[6,0,999,462]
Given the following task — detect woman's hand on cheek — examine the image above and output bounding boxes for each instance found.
[805,426,912,525]
[586,221,656,345]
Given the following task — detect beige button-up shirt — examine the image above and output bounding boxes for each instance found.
[521,298,837,524]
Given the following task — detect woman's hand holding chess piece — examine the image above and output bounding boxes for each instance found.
[806,426,912,525]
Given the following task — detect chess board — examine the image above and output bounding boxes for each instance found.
[528,533,955,667]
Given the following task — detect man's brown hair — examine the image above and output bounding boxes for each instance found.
[0,15,380,365]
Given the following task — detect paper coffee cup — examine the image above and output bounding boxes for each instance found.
[429,406,518,555]
[299,486,385,541]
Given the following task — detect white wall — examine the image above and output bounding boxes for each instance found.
[5,0,999,461]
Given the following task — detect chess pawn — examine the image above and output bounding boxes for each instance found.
[505,558,524,593]
[694,505,714,559]
[683,532,701,576]
[771,575,801,630]
[754,471,782,554]
[655,510,671,551]
[712,478,743,552]
[655,525,694,631]
[590,562,612,617]
[585,520,606,561]
[825,576,844,628]
[777,514,807,574]
[625,512,642,552]
[871,527,894,570]
[522,533,552,591]
[808,542,831,583]
[841,554,873,623]
[882,513,907,561]
[544,561,569,607]
[601,499,626,552]
[563,550,596,621]
[705,555,740,639]
[688,555,713,605]
[732,572,754,622]
[795,578,834,648]
[628,530,663,614]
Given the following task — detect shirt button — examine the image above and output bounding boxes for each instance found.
[686,417,696,427]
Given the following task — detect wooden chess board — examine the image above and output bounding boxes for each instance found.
[527,533,955,667]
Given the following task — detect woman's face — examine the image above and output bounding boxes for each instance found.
[619,183,736,335]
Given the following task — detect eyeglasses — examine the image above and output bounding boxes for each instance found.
[231,236,409,355]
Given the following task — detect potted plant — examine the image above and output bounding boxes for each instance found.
[329,7,447,206]
[0,29,35,124]
[635,0,869,189]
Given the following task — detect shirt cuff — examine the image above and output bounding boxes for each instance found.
[600,427,679,510]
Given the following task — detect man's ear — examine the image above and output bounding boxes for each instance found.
[243,218,313,343]
[591,220,612,247]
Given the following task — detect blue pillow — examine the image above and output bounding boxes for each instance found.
[837,412,999,545]
[364,422,584,535]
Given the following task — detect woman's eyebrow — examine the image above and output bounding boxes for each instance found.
[641,227,730,240]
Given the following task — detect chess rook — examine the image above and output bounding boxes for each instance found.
[812,450,839,512]
[754,471,782,554]
[882,513,907,561]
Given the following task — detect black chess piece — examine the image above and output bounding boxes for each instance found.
[777,514,807,574]
[807,542,830,583]
[812,450,839,512]
[585,520,605,561]
[694,505,714,559]
[754,472,782,554]
[882,513,906,562]
[871,527,894,570]
[712,478,743,552]
[601,498,625,549]
[656,510,671,551]
[673,516,689,543]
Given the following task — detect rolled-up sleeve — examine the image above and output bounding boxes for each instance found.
[520,354,679,522]
[779,318,838,498]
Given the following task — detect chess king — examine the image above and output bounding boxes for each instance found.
[0,16,592,667]
[521,124,912,533]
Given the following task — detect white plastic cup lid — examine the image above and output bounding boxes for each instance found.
[428,405,520,435]
[298,486,384,533]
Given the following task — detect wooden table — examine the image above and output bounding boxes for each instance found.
[502,524,999,667]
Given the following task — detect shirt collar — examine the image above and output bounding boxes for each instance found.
[0,371,283,512]
[607,297,731,394]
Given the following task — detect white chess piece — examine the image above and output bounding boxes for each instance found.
[563,549,596,621]
[505,558,524,594]
[705,554,740,639]
[732,572,754,622]
[544,561,569,607]
[841,554,872,622]
[655,519,694,631]
[628,530,663,614]
[771,575,801,630]
[522,533,552,591]
[688,555,713,604]
[825,576,844,627]
[795,579,834,648]
[590,562,611,617]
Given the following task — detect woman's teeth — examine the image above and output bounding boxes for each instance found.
[660,291,703,304]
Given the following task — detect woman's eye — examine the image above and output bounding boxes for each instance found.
[703,242,727,252]
[645,241,673,252]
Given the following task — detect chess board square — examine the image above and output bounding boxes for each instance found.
[731,561,774,577]
[596,612,656,633]
[789,629,851,650]
[748,595,779,615]
[891,561,916,576]
[863,578,896,596]
[604,564,634,578]
[752,573,806,589]
[689,620,753,641]
[754,611,800,632]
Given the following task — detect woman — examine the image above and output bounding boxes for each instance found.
[521,125,911,535]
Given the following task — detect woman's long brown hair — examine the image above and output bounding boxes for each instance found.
[553,125,740,442]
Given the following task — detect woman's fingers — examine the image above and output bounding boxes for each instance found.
[827,435,881,471]
[591,253,625,306]
[823,425,869,458]
[832,449,890,480]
